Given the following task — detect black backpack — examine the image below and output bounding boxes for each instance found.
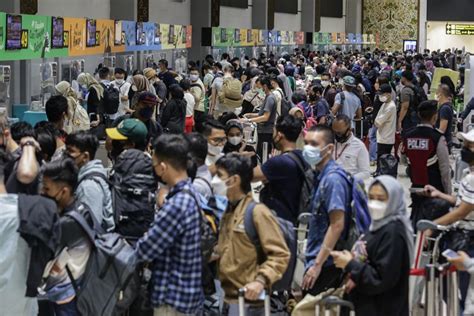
[287,151,315,217]
[244,201,297,292]
[405,85,428,113]
[276,89,292,117]
[101,83,121,115]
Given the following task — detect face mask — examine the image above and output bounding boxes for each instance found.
[211,175,228,197]
[302,144,324,168]
[208,143,224,157]
[190,74,199,82]
[228,136,242,146]
[115,79,125,85]
[139,106,154,120]
[461,147,474,164]
[321,81,330,88]
[368,199,388,221]
[335,129,351,144]
[379,95,388,103]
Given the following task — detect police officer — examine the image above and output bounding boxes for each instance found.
[404,100,452,229]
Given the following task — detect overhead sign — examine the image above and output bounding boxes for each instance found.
[446,23,474,35]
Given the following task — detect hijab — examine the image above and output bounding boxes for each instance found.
[132,74,150,93]
[77,73,104,100]
[369,175,414,264]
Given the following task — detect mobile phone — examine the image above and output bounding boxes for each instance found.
[442,249,460,260]
[409,188,425,193]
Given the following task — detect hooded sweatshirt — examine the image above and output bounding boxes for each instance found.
[76,159,115,232]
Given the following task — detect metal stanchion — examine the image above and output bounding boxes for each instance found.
[262,142,268,164]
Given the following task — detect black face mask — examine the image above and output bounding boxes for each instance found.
[335,129,351,143]
[461,147,474,164]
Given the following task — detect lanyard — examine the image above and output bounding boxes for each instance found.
[335,142,349,160]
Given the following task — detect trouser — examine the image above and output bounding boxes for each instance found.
[185,116,194,134]
[376,143,394,174]
[257,133,273,163]
[53,299,79,316]
[369,126,377,162]
[194,110,207,133]
[154,305,195,316]
[222,302,264,316]
[305,265,344,296]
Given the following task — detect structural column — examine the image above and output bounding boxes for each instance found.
[346,0,361,33]
[301,0,321,32]
[252,0,274,30]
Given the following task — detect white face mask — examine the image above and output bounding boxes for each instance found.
[379,95,388,103]
[321,80,330,88]
[190,74,199,82]
[115,79,125,85]
[368,199,388,221]
[208,143,224,157]
[211,175,228,197]
[228,136,242,146]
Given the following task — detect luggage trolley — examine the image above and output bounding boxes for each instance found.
[410,220,460,316]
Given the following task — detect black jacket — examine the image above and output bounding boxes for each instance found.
[345,220,410,316]
[18,195,61,297]
[160,98,186,134]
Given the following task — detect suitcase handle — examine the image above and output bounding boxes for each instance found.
[321,295,355,310]
[238,288,271,316]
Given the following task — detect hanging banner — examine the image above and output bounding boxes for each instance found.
[295,32,304,45]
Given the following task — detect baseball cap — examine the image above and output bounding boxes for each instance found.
[343,76,356,87]
[460,129,474,143]
[106,118,148,143]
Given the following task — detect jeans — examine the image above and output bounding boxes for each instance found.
[369,126,377,162]
[53,299,79,316]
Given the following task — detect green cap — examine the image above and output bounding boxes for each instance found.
[343,76,357,87]
[106,118,148,143]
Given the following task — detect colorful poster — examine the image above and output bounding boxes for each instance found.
[347,33,355,43]
[252,29,259,46]
[295,32,304,45]
[356,34,363,44]
[186,25,192,49]
[362,34,368,44]
[239,29,248,46]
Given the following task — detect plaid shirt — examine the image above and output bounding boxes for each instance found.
[136,179,203,314]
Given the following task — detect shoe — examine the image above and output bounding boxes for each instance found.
[370,161,376,167]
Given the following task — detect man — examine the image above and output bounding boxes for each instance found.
[374,84,397,174]
[110,67,132,116]
[189,67,206,132]
[210,64,231,118]
[0,148,46,316]
[65,131,114,232]
[45,95,69,140]
[398,70,417,133]
[10,121,35,144]
[158,59,178,89]
[106,119,156,239]
[404,100,451,228]
[0,114,40,194]
[301,125,351,295]
[332,114,370,180]
[310,84,331,125]
[186,132,213,200]
[202,119,227,166]
[41,158,94,315]
[114,92,163,148]
[215,153,290,315]
[220,53,232,70]
[253,115,307,224]
[436,83,454,151]
[136,134,203,315]
[243,76,278,160]
[332,76,362,129]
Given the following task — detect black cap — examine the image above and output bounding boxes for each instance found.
[379,84,392,94]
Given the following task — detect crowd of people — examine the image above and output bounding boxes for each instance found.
[1,46,474,316]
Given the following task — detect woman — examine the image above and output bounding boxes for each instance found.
[129,74,151,110]
[331,176,414,316]
[77,73,104,128]
[55,81,90,133]
[160,84,186,134]
[223,119,258,167]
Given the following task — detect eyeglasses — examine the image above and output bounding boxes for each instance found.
[209,137,227,146]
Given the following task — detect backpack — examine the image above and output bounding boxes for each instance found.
[65,211,137,316]
[276,89,292,117]
[405,85,428,113]
[218,77,243,108]
[67,98,90,133]
[287,151,315,216]
[319,169,371,251]
[181,189,220,295]
[378,154,398,178]
[244,201,297,291]
[101,83,121,115]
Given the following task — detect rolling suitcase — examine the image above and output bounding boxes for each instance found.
[236,288,271,316]
[315,295,355,316]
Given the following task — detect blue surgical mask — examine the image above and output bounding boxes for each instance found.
[303,144,324,168]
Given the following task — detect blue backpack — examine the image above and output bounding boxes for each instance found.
[327,169,371,250]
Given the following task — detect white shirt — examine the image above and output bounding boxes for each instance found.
[374,100,397,145]
[333,134,371,180]
[184,92,195,117]
[111,80,131,116]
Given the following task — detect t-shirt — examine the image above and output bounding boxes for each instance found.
[334,91,361,128]
[158,70,177,88]
[111,80,131,116]
[400,86,416,129]
[314,98,331,121]
[261,150,306,224]
[257,93,277,134]
[190,80,205,112]
[184,92,195,117]
[436,103,454,147]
